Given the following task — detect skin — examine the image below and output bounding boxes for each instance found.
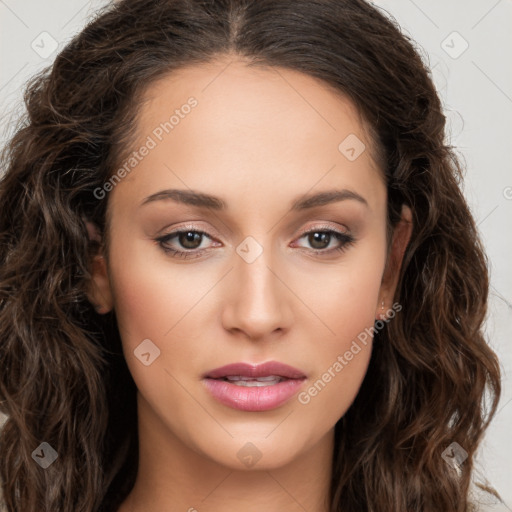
[87,55,412,512]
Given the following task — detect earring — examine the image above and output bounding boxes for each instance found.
[378,299,386,320]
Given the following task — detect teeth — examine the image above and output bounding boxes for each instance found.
[225,375,281,381]
[223,375,284,386]
[228,379,281,387]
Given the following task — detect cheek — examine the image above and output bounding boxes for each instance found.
[299,244,385,349]
[106,231,233,419]
[295,342,372,440]
[292,247,385,423]
[294,286,376,433]
[108,232,211,344]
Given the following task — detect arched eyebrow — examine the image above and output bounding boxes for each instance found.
[140,188,368,210]
[290,189,368,210]
[140,189,226,209]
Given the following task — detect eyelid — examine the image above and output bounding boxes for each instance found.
[295,222,350,238]
[155,221,220,239]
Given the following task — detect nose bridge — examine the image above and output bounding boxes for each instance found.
[236,234,282,307]
[224,233,291,336]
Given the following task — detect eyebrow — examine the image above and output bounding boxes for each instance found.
[140,188,368,210]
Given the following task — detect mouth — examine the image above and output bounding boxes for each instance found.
[202,361,307,411]
[216,375,288,387]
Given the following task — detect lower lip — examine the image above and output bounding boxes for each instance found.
[203,377,306,412]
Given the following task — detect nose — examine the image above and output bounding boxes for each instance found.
[221,239,294,341]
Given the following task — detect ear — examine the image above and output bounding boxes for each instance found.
[84,219,113,314]
[376,204,413,320]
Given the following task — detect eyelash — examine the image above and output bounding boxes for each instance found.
[155,224,356,260]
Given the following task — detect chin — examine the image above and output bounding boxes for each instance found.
[192,428,313,471]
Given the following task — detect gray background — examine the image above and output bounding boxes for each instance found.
[1,0,511,507]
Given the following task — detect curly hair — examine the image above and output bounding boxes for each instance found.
[0,0,501,510]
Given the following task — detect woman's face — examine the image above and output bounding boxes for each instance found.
[90,57,410,470]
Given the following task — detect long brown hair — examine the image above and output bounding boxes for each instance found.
[0,0,501,510]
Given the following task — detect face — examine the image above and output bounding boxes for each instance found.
[88,56,411,471]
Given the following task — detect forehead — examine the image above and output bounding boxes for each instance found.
[110,58,385,214]
[137,57,375,155]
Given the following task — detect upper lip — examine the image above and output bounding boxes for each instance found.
[204,361,307,380]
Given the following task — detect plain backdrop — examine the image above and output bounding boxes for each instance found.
[1,0,511,507]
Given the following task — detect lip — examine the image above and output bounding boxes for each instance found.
[202,361,307,412]
[203,361,307,380]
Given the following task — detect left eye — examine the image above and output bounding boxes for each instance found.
[155,227,355,259]
[293,229,354,251]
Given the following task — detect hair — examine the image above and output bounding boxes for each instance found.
[0,0,502,510]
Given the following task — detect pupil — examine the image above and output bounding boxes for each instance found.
[180,231,201,249]
[310,232,330,249]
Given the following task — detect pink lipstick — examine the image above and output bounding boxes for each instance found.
[202,361,307,412]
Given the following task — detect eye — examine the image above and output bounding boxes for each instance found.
[293,226,355,255]
[155,228,218,259]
